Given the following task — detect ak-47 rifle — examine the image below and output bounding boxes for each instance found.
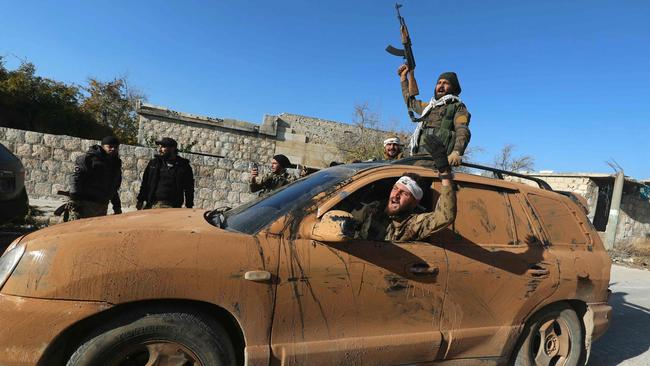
[386,3,419,98]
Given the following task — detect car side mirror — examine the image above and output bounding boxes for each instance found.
[310,210,355,242]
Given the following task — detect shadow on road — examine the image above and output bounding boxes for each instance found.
[589,289,650,365]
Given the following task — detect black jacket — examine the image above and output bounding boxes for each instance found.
[70,145,122,209]
[137,155,194,208]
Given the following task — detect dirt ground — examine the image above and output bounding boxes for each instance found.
[608,239,650,270]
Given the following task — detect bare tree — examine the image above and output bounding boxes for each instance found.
[493,144,535,172]
[338,102,408,162]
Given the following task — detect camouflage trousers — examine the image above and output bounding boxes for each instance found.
[66,200,108,221]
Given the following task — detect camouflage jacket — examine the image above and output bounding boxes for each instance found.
[351,185,455,242]
[386,185,456,242]
[401,80,471,155]
[250,171,295,195]
[350,200,391,241]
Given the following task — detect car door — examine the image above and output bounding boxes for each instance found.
[269,168,449,365]
[437,182,560,360]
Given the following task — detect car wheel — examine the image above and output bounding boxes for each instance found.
[513,303,584,366]
[67,311,237,366]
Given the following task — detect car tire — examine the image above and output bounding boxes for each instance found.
[66,310,237,366]
[512,303,584,366]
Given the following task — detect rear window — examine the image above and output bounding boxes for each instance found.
[527,194,587,245]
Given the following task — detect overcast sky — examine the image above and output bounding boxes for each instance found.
[2,0,648,178]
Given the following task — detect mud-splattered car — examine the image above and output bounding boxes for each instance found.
[0,160,611,365]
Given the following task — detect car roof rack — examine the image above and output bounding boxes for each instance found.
[392,156,553,191]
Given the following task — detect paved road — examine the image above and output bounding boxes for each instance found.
[590,265,650,365]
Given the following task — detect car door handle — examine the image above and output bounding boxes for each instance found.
[527,265,550,277]
[409,263,439,276]
[244,270,271,282]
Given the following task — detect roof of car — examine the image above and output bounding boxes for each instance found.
[339,160,541,193]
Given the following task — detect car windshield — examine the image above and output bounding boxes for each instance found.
[217,164,375,234]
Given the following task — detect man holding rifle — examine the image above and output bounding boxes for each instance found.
[397,65,471,166]
[387,3,471,167]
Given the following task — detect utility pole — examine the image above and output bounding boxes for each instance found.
[604,161,625,249]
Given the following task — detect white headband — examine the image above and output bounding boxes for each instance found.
[396,176,423,200]
[384,137,401,146]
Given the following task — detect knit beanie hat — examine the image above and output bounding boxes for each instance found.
[273,154,291,169]
[101,136,120,145]
[438,72,462,96]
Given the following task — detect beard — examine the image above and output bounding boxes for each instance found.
[385,199,412,216]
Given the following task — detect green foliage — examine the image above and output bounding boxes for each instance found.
[80,77,146,145]
[0,56,146,143]
[0,57,113,138]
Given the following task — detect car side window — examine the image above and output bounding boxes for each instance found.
[332,176,435,242]
[507,193,542,246]
[527,194,587,245]
[445,183,516,245]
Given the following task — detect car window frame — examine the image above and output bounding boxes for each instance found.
[525,192,592,247]
[316,166,441,219]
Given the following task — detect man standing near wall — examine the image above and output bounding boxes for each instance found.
[250,154,295,195]
[136,137,195,209]
[397,64,471,167]
[68,136,122,220]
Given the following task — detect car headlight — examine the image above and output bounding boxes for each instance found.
[0,242,26,289]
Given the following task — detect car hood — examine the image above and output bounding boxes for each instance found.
[22,208,216,242]
[3,209,272,302]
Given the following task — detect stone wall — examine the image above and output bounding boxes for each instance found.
[618,182,650,246]
[0,127,263,210]
[276,113,388,146]
[137,103,276,162]
[2,103,394,216]
[137,104,394,169]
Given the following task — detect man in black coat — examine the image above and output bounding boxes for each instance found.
[68,136,122,220]
[136,137,194,209]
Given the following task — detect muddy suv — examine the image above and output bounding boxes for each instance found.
[0,160,611,365]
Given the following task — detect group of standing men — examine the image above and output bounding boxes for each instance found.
[66,63,471,222]
[67,137,194,220]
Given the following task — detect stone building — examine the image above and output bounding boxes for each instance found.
[136,102,388,169]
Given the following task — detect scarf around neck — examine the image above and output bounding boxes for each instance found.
[409,94,461,154]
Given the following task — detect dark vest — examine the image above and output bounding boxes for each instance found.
[418,103,457,155]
